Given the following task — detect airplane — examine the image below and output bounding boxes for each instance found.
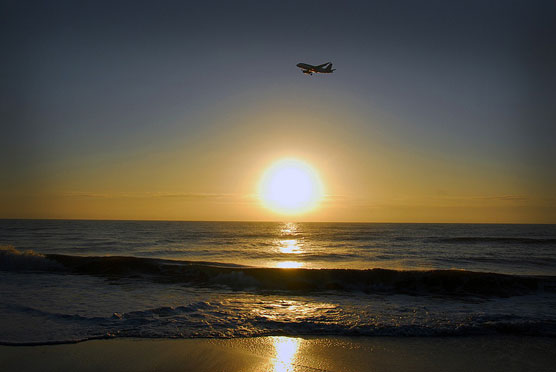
[296,62,335,75]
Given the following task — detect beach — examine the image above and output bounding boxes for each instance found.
[2,336,556,372]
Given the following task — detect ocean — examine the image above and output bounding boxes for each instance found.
[1,220,555,345]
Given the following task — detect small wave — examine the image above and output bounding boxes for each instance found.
[459,256,556,267]
[428,237,556,245]
[2,248,555,297]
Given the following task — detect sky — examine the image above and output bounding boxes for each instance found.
[1,0,555,223]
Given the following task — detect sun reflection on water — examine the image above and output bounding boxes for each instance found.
[278,239,303,254]
[281,222,297,235]
[272,336,300,372]
[276,261,303,269]
[275,223,304,268]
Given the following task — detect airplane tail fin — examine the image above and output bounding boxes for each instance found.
[325,63,334,72]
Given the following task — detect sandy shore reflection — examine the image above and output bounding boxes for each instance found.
[272,336,301,372]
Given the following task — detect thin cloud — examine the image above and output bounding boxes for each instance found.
[468,195,528,201]
[62,191,246,201]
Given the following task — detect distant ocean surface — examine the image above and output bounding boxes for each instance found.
[1,220,556,345]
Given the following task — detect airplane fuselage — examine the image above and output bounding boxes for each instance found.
[296,62,335,75]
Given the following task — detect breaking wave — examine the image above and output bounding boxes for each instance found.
[0,246,64,271]
[2,247,554,297]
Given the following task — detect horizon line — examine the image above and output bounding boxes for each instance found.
[0,217,554,225]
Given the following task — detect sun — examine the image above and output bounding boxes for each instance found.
[259,158,324,215]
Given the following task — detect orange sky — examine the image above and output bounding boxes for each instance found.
[2,101,554,223]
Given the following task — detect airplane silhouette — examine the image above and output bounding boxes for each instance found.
[296,62,335,75]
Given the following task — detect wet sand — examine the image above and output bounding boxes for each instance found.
[1,336,555,372]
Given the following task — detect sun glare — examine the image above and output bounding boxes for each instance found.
[259,159,324,215]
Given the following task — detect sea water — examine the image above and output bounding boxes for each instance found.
[1,220,555,344]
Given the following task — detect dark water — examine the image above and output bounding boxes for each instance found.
[1,220,555,344]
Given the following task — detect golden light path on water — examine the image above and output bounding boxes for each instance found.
[275,261,304,269]
[272,336,301,372]
[279,239,303,254]
[275,223,304,269]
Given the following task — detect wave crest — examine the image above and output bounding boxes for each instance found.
[2,248,555,297]
[0,246,64,271]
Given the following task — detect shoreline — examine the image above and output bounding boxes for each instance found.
[1,336,555,372]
